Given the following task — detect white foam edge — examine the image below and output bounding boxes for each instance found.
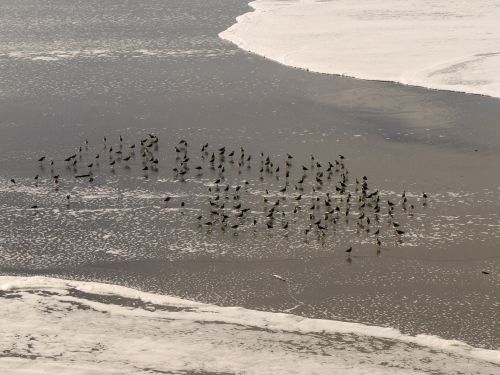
[219,0,500,100]
[1,275,498,364]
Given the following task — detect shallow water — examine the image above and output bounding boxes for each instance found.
[0,0,499,370]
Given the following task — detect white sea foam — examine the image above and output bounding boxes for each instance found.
[0,276,499,374]
[220,0,500,99]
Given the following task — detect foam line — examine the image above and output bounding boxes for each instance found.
[220,0,500,99]
[0,276,498,374]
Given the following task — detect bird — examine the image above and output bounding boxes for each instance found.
[271,274,286,282]
[345,246,352,253]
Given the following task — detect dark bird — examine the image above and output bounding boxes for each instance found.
[38,156,45,162]
[345,246,352,253]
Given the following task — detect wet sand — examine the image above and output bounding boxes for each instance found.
[0,0,499,354]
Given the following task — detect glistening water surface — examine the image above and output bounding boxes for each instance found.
[0,1,499,371]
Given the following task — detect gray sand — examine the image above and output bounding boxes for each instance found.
[0,0,499,351]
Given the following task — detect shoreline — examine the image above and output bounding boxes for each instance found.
[1,275,499,374]
[220,0,500,101]
[0,0,499,369]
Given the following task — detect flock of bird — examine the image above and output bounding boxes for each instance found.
[8,133,430,259]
